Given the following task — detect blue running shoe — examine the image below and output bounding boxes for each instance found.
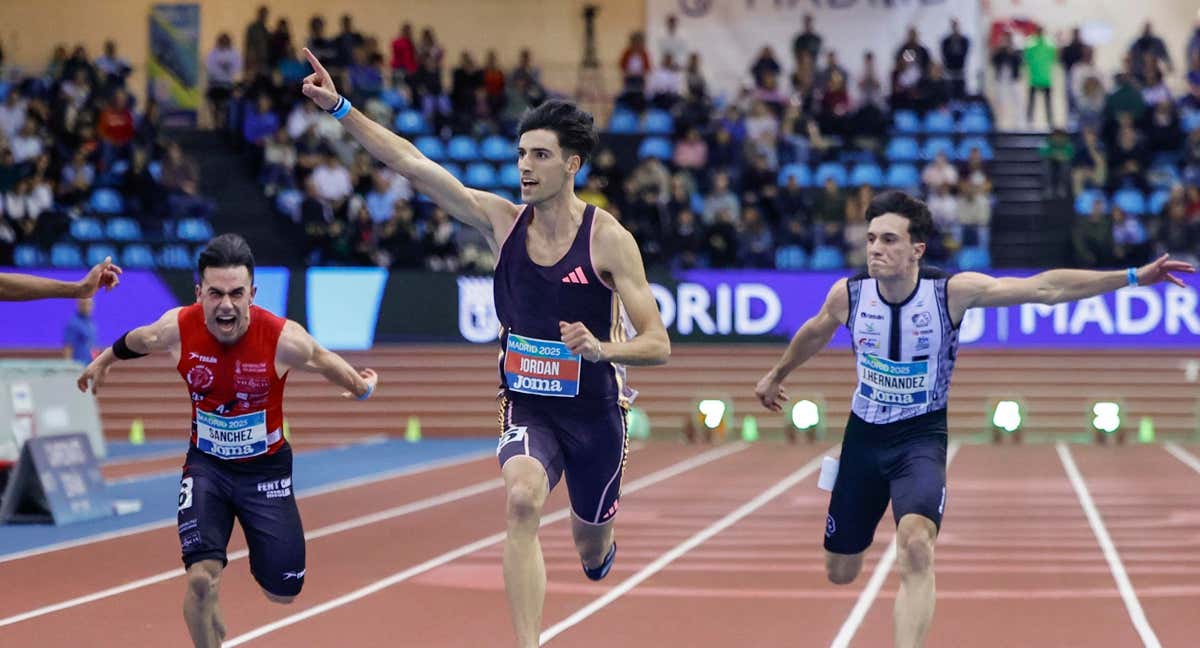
[582,542,617,581]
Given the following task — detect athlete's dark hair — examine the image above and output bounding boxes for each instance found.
[865,191,935,243]
[517,99,598,166]
[197,233,255,282]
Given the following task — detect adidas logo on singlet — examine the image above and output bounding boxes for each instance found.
[561,266,589,284]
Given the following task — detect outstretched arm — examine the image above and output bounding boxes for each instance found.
[77,307,181,394]
[276,320,377,399]
[755,279,849,412]
[1,258,122,301]
[561,222,671,366]
[300,48,517,248]
[950,254,1195,315]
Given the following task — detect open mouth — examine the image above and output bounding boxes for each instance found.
[520,178,538,192]
[215,314,237,332]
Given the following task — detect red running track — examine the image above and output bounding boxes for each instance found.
[2,442,1198,647]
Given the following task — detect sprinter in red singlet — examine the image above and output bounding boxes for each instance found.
[77,234,378,648]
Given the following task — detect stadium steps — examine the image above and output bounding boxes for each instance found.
[171,128,305,263]
[989,131,1072,268]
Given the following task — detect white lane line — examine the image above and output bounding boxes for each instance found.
[222,443,750,647]
[830,440,961,648]
[539,447,832,644]
[0,450,493,564]
[1057,442,1161,648]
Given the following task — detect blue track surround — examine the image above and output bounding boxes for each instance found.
[0,438,493,558]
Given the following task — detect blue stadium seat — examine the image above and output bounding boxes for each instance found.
[774,245,809,270]
[956,246,991,271]
[394,109,429,135]
[884,137,920,162]
[892,110,920,133]
[499,164,521,189]
[1074,189,1107,215]
[1146,164,1180,189]
[275,189,303,220]
[89,188,124,214]
[607,109,639,134]
[86,244,118,267]
[157,244,192,270]
[642,109,673,134]
[849,163,884,187]
[121,243,156,269]
[106,217,142,242]
[921,137,955,161]
[148,160,162,182]
[777,163,812,188]
[814,162,848,186]
[413,135,446,161]
[176,218,214,242]
[637,137,672,160]
[13,244,43,267]
[884,163,920,190]
[51,243,85,268]
[69,217,105,241]
[464,162,497,188]
[379,88,408,111]
[480,135,510,162]
[958,112,992,133]
[1181,109,1200,133]
[574,163,589,188]
[447,135,479,162]
[957,136,993,161]
[923,110,955,134]
[1148,189,1171,215]
[809,246,845,271]
[1112,188,1147,215]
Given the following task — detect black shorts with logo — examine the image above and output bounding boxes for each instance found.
[177,442,306,597]
[823,409,948,555]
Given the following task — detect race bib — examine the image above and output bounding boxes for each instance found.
[857,354,929,407]
[195,409,269,459]
[503,333,581,397]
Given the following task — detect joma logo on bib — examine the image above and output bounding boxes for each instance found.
[511,375,564,393]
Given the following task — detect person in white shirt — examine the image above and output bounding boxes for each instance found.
[309,150,353,207]
[657,14,688,66]
[921,152,958,193]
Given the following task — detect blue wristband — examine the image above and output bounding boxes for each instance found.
[357,383,374,401]
[1126,267,1138,287]
[329,95,352,120]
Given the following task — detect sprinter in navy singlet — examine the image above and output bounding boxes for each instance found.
[300,50,672,647]
[755,191,1193,647]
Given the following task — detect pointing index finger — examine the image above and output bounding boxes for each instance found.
[303,47,330,80]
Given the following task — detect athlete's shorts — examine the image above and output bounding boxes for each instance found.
[177,442,306,597]
[824,408,948,555]
[496,392,629,525]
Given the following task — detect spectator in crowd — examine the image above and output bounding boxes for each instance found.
[812,176,846,246]
[269,18,293,69]
[922,151,958,193]
[792,14,822,62]
[958,179,992,250]
[658,14,687,66]
[1040,128,1074,198]
[1107,118,1149,191]
[647,53,684,109]
[702,170,739,225]
[895,27,931,77]
[705,207,739,267]
[1071,125,1107,194]
[1157,195,1199,265]
[390,23,418,86]
[1060,29,1089,115]
[62,297,95,365]
[751,46,783,90]
[991,31,1023,129]
[673,127,708,172]
[843,185,871,267]
[206,33,242,131]
[927,182,961,249]
[244,6,271,80]
[1024,25,1056,129]
[334,14,365,70]
[95,40,132,91]
[940,19,970,99]
[1073,199,1112,267]
[242,94,279,150]
[738,206,774,268]
[1111,205,1151,265]
[1129,22,1172,75]
[619,31,652,104]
